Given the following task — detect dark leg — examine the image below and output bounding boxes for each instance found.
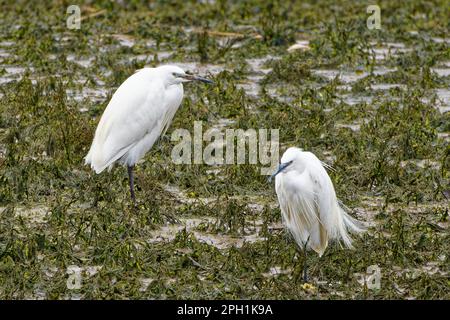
[303,236,310,282]
[127,165,136,205]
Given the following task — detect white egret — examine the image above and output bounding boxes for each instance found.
[270,147,365,281]
[85,65,213,204]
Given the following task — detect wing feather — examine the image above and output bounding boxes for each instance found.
[276,170,328,256]
[299,151,360,248]
[85,69,166,173]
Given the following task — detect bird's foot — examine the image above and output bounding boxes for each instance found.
[127,198,139,210]
[303,272,309,283]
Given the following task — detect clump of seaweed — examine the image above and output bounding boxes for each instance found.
[0,0,448,299]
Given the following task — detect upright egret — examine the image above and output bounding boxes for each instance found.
[85,65,213,204]
[270,147,365,281]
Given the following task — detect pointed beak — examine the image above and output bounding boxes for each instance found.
[183,74,214,84]
[268,161,292,183]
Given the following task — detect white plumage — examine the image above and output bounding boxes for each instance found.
[85,66,185,173]
[85,65,212,203]
[273,147,364,257]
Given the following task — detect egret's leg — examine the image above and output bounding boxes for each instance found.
[303,236,310,283]
[127,165,136,205]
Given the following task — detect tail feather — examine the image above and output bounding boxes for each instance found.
[342,210,366,234]
[337,207,366,249]
[84,142,133,174]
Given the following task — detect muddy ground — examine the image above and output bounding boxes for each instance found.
[0,1,449,299]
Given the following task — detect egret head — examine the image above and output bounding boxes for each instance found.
[268,147,303,182]
[158,65,213,85]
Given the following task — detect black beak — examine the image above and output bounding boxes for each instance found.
[268,161,292,183]
[185,74,214,84]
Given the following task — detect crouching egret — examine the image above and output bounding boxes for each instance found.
[85,65,213,204]
[270,147,365,282]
